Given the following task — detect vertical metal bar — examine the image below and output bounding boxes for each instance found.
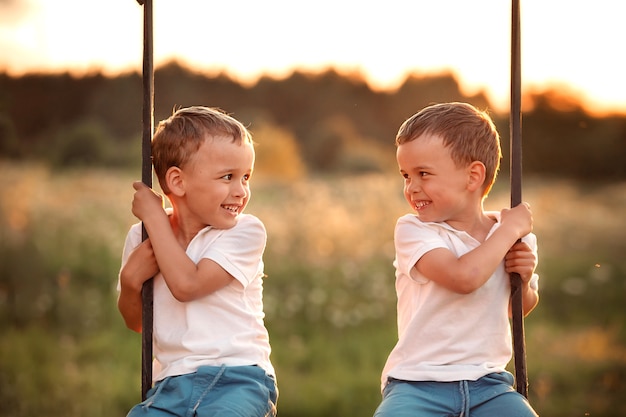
[510,0,528,398]
[137,0,154,401]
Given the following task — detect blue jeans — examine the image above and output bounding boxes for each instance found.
[127,365,278,417]
[374,372,537,417]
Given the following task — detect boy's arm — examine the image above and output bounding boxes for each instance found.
[415,203,533,294]
[117,238,159,332]
[131,182,234,302]
[518,280,539,317]
[505,240,539,316]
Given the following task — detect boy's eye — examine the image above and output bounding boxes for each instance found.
[243,174,250,181]
[222,174,233,180]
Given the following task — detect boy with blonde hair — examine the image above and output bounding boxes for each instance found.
[374,102,539,417]
[118,106,277,417]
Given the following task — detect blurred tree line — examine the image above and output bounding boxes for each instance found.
[1,61,625,180]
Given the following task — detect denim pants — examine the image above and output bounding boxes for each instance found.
[127,365,278,417]
[374,372,537,417]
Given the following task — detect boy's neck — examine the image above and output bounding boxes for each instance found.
[444,205,496,243]
[167,207,206,248]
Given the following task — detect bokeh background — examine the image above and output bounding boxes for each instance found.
[1,1,625,416]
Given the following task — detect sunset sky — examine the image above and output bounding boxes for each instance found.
[1,0,625,115]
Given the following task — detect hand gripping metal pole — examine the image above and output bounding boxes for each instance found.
[136,0,154,401]
[510,0,528,398]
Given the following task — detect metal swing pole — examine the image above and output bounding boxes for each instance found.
[136,0,154,401]
[509,0,528,398]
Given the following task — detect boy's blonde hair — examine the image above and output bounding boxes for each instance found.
[396,102,501,196]
[152,106,252,194]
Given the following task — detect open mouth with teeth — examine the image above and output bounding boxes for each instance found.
[413,200,431,211]
[222,204,241,214]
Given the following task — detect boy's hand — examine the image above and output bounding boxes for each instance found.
[504,241,537,284]
[120,238,159,291]
[131,181,165,223]
[499,202,533,240]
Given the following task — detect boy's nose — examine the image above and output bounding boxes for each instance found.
[407,181,421,194]
[233,182,248,197]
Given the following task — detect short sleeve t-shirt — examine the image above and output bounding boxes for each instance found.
[380,212,538,389]
[120,214,275,382]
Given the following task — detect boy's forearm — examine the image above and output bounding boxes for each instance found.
[117,256,149,332]
[141,215,201,301]
[118,285,143,332]
[521,280,539,316]
[455,226,522,292]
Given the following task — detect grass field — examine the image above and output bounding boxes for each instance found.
[1,160,625,416]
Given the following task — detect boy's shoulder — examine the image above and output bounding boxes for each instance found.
[216,213,267,242]
[395,214,475,244]
[234,213,265,231]
[397,211,502,229]
[394,214,451,242]
[396,213,450,231]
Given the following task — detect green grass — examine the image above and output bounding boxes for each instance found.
[1,160,625,416]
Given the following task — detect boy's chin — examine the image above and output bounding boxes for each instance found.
[212,214,240,230]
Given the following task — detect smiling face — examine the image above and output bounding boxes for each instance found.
[176,135,255,231]
[397,133,475,224]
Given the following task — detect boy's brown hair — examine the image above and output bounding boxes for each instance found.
[396,102,501,196]
[151,106,252,194]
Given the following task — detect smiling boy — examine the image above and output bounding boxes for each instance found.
[374,102,539,417]
[117,106,277,417]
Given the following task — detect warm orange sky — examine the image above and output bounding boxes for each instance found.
[1,0,625,115]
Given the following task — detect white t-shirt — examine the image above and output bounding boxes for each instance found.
[119,213,275,382]
[380,212,538,390]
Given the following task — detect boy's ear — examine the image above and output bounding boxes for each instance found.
[165,166,185,197]
[467,161,486,192]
